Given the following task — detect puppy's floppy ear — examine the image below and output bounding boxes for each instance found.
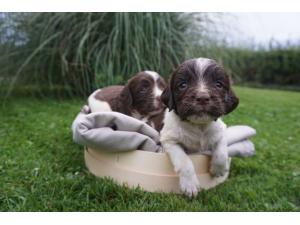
[224,88,239,114]
[161,85,176,111]
[120,83,133,115]
[161,68,179,112]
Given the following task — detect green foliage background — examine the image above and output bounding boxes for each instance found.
[0,12,201,97]
[0,12,300,99]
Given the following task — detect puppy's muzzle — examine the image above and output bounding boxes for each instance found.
[189,91,210,106]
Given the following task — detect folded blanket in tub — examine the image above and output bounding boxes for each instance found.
[72,110,256,157]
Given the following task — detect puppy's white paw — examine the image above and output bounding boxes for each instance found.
[239,147,255,157]
[228,141,255,158]
[179,174,200,198]
[210,160,229,177]
[237,141,255,157]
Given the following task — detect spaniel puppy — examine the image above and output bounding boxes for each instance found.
[160,58,239,197]
[88,71,167,131]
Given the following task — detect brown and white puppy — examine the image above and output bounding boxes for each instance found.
[160,58,239,197]
[88,71,167,131]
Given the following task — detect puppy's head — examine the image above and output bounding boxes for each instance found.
[161,58,239,124]
[120,71,167,116]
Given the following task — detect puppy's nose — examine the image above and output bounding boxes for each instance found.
[195,94,210,105]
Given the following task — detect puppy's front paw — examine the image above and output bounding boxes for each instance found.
[238,141,255,157]
[210,160,229,177]
[179,174,200,198]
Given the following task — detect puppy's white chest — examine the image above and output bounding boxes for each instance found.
[160,111,226,153]
[178,126,210,152]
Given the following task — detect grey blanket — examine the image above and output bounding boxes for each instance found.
[72,110,256,157]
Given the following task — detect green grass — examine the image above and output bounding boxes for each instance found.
[0,86,300,211]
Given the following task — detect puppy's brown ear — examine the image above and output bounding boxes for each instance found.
[120,84,133,115]
[161,86,175,111]
[224,88,239,114]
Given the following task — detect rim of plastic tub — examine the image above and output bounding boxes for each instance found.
[84,147,230,193]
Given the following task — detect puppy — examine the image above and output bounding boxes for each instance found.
[88,71,167,131]
[160,58,239,197]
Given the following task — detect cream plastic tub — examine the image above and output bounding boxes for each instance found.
[84,148,230,193]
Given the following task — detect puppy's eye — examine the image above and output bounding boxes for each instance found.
[215,81,223,89]
[178,81,187,89]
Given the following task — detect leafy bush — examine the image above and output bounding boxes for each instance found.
[0,12,206,97]
[1,12,300,99]
[190,41,300,87]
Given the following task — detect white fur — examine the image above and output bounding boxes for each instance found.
[88,90,112,112]
[195,58,213,94]
[145,70,163,98]
[145,70,159,80]
[195,58,214,79]
[197,82,209,94]
[160,110,229,197]
[132,110,150,123]
[153,84,163,98]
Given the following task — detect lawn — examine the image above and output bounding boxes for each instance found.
[0,86,299,211]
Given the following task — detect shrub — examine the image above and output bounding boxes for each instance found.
[190,42,300,87]
[0,12,206,97]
